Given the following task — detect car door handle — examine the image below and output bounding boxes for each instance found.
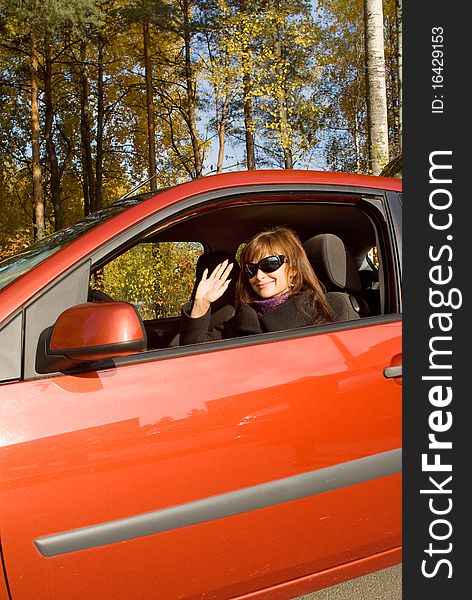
[384,365,402,379]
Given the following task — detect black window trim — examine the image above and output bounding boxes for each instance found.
[385,190,403,312]
[87,183,391,267]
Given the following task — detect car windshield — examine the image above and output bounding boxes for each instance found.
[0,194,153,292]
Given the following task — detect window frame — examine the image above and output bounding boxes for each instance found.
[16,183,401,381]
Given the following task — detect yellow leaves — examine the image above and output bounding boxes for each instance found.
[0,228,32,262]
[2,17,22,38]
[96,241,202,319]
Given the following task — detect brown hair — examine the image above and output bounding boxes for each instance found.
[237,227,335,324]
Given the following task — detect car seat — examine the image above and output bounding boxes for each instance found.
[303,233,367,322]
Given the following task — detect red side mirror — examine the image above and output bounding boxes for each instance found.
[49,302,147,361]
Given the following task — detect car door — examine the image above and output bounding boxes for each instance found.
[1,319,401,600]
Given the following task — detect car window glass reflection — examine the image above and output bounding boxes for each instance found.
[90,242,203,320]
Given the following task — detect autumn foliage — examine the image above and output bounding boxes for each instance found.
[0,0,401,261]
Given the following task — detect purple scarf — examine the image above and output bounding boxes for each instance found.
[250,291,292,317]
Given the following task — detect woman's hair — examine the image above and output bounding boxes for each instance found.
[237,226,335,324]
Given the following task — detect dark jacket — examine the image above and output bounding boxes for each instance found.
[179,291,320,345]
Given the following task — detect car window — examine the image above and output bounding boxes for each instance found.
[90,196,394,337]
[19,188,401,381]
[90,242,203,320]
[367,246,379,269]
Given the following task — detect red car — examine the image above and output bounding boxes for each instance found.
[0,170,402,600]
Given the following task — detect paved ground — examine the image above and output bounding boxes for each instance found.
[295,565,402,600]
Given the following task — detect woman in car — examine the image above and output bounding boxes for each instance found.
[179,227,334,345]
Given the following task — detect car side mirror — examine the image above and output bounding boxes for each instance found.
[36,302,147,373]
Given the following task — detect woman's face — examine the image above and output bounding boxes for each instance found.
[247,254,292,299]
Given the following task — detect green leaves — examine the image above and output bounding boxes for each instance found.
[1,0,102,36]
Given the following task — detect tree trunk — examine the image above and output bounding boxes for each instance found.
[240,0,255,170]
[395,0,402,150]
[216,93,230,173]
[278,105,293,169]
[353,60,363,173]
[274,26,293,169]
[44,39,63,230]
[364,0,389,174]
[79,41,95,217]
[182,0,203,179]
[143,17,157,191]
[95,40,104,211]
[354,112,361,173]
[30,30,45,240]
[215,45,231,174]
[242,71,256,170]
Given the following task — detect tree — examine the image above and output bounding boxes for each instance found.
[180,0,204,177]
[74,39,96,216]
[312,0,367,172]
[1,0,101,237]
[43,36,77,230]
[363,0,389,174]
[395,0,402,149]
[317,0,398,173]
[30,29,43,238]
[206,0,260,170]
[125,0,168,191]
[129,0,207,180]
[257,0,320,169]
[149,0,207,179]
[199,0,320,171]
[237,0,256,169]
[143,15,158,190]
[197,0,237,173]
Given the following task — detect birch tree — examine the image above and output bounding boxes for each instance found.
[363,0,389,174]
[395,0,402,149]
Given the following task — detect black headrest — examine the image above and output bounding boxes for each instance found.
[303,234,361,294]
[194,251,237,279]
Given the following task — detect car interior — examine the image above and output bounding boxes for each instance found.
[88,191,392,351]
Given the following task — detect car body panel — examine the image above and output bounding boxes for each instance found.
[1,319,401,599]
[236,547,401,600]
[0,567,9,600]
[0,170,402,599]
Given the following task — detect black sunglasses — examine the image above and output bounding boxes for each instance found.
[245,255,286,279]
